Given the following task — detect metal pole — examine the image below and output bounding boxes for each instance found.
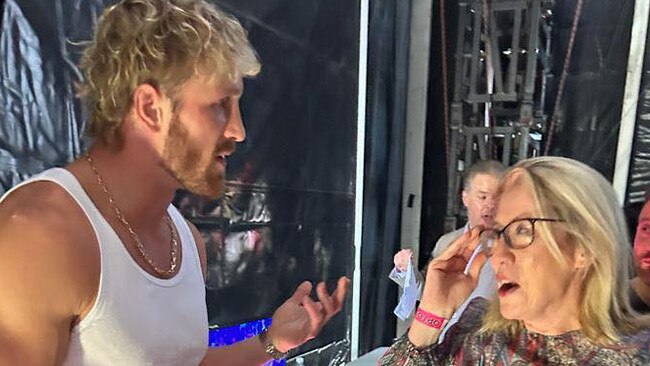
[396,0,433,337]
[350,0,369,359]
[612,0,650,205]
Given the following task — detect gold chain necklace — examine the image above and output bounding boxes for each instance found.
[85,153,179,277]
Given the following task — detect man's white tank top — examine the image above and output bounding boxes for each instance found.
[2,168,208,365]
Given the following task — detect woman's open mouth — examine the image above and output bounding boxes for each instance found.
[498,282,520,297]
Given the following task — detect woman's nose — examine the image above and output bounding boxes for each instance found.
[489,235,512,269]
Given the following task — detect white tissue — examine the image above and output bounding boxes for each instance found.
[393,258,419,320]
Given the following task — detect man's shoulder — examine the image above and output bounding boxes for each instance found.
[0,180,83,234]
[432,228,465,257]
[437,228,465,243]
[0,180,98,269]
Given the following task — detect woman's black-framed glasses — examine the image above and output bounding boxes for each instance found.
[479,218,565,255]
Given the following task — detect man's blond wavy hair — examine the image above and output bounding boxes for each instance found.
[77,0,260,148]
[480,156,650,345]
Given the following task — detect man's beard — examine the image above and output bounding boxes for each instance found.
[161,113,235,198]
[636,259,650,285]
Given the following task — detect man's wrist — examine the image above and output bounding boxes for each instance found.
[258,329,288,360]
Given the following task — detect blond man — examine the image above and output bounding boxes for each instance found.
[0,1,347,365]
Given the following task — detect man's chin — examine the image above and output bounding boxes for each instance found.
[637,266,650,286]
[182,176,225,199]
[478,218,495,227]
[188,184,224,199]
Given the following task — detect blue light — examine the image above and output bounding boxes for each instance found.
[208,318,285,366]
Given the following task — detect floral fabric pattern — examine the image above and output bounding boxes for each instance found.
[379,298,650,365]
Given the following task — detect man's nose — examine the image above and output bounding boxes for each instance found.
[485,197,496,210]
[224,102,246,142]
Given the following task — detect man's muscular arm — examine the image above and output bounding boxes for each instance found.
[0,184,97,365]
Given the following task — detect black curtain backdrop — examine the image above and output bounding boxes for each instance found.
[544,0,635,178]
[0,0,359,363]
[359,0,410,353]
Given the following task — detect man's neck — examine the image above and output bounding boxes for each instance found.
[632,277,650,306]
[72,143,178,228]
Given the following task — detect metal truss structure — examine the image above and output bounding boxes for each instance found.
[445,0,555,231]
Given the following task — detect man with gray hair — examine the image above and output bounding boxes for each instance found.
[391,159,505,340]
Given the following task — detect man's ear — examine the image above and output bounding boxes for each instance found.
[462,189,469,208]
[132,83,165,130]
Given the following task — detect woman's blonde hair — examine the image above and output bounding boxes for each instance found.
[481,156,649,345]
[77,0,260,148]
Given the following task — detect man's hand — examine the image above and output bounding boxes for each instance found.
[267,277,349,353]
[393,249,413,272]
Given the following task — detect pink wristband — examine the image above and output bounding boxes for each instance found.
[414,308,446,329]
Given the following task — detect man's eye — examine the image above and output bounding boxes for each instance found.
[638,224,650,235]
[213,98,229,108]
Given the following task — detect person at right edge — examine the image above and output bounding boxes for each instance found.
[631,194,650,313]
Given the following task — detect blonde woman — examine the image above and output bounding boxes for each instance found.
[380,157,650,365]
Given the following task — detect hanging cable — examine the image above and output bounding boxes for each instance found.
[440,0,450,167]
[481,0,496,160]
[543,0,584,155]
